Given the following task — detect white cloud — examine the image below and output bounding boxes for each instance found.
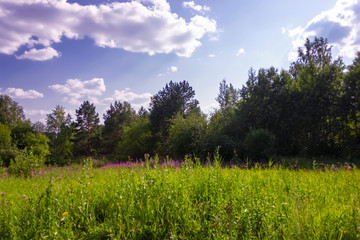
[169,66,178,72]
[105,88,152,110]
[287,0,360,61]
[15,47,60,61]
[49,78,106,105]
[0,0,216,60]
[24,109,50,116]
[1,88,44,99]
[201,102,218,116]
[236,48,245,56]
[208,54,215,57]
[183,1,210,12]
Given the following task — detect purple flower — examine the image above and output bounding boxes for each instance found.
[1,192,5,196]
[31,170,34,177]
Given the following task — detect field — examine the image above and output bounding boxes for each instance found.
[1,157,360,239]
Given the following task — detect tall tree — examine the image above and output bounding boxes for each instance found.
[216,79,240,109]
[289,37,344,155]
[149,81,199,154]
[74,101,100,156]
[46,105,73,164]
[342,51,360,157]
[102,101,136,155]
[0,95,26,128]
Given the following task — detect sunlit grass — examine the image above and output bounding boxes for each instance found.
[1,159,360,239]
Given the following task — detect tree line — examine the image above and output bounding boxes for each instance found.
[0,37,359,168]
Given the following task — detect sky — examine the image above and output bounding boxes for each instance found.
[1,0,360,123]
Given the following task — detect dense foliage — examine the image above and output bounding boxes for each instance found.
[0,37,359,167]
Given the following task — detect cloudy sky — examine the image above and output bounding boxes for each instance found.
[1,0,360,123]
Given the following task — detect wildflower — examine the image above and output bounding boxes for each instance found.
[31,170,34,177]
[358,227,360,230]
[1,192,5,196]
[353,198,356,201]
[62,212,68,216]
[22,195,26,198]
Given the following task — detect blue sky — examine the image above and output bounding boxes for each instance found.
[1,0,359,123]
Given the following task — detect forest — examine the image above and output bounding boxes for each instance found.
[0,37,359,174]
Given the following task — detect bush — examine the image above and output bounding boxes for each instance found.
[0,147,18,167]
[244,128,275,161]
[169,113,207,158]
[7,150,45,177]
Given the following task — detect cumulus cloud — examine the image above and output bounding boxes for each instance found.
[0,88,44,99]
[183,1,210,12]
[201,102,218,115]
[236,48,245,56]
[286,0,360,61]
[208,54,215,57]
[0,0,216,60]
[49,78,106,105]
[104,88,152,109]
[15,47,60,61]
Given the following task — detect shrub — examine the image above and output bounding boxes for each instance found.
[244,128,275,161]
[7,150,45,177]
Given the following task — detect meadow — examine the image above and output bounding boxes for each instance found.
[1,156,360,239]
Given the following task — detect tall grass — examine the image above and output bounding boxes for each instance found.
[1,158,360,239]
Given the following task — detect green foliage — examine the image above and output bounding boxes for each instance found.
[0,123,16,166]
[149,81,200,154]
[169,112,207,158]
[207,107,243,159]
[244,128,275,160]
[216,79,240,109]
[7,150,45,177]
[74,101,101,156]
[23,132,50,159]
[0,95,26,128]
[0,122,12,148]
[46,105,74,165]
[102,101,136,155]
[117,115,152,160]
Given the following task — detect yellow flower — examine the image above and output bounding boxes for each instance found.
[62,212,68,216]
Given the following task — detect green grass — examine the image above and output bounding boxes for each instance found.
[1,160,360,239]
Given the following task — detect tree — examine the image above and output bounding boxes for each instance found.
[0,95,26,128]
[342,51,360,158]
[0,122,15,166]
[289,37,344,155]
[169,112,207,158]
[102,101,136,155]
[117,114,152,160]
[216,79,240,109]
[22,132,50,160]
[74,101,100,156]
[46,105,73,164]
[46,105,71,134]
[0,122,11,149]
[149,81,199,154]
